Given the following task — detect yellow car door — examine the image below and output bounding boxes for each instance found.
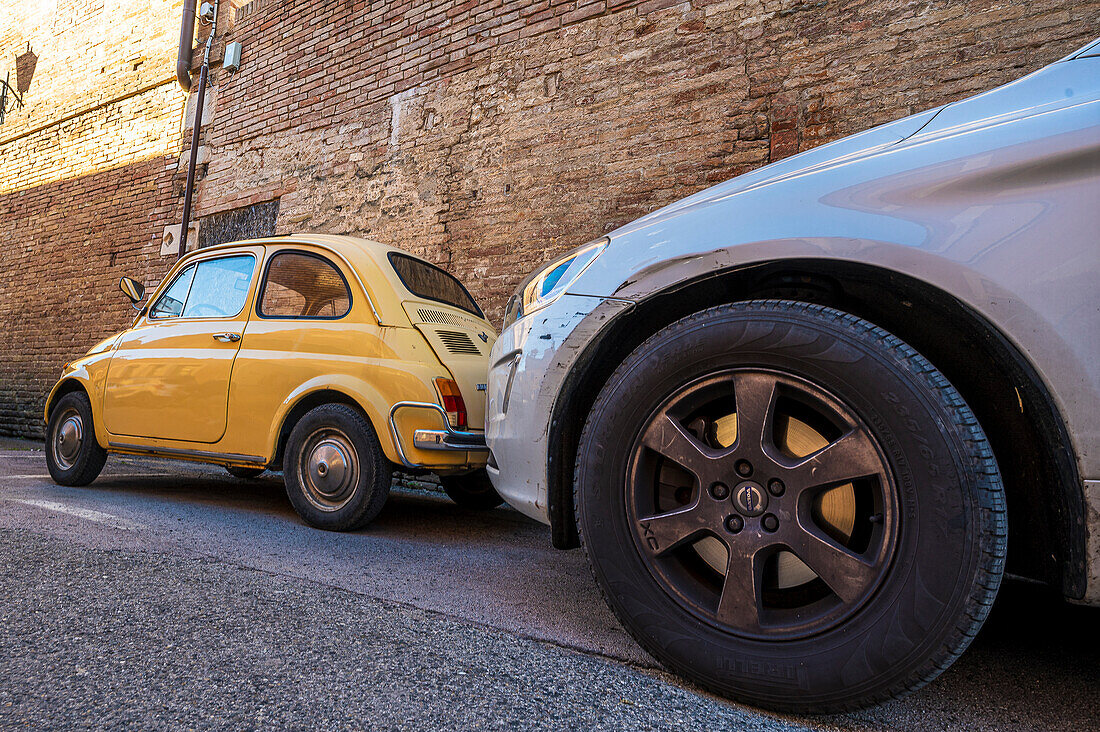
[103,250,261,443]
[223,247,382,457]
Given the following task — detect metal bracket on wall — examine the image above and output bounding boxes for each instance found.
[1,42,37,126]
[0,73,24,126]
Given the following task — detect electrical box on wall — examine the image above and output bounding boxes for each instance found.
[223,42,242,73]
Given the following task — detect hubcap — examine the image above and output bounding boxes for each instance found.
[298,428,359,511]
[52,408,83,470]
[627,368,898,640]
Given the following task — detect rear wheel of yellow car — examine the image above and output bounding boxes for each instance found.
[283,404,391,531]
[441,469,504,510]
[45,391,107,487]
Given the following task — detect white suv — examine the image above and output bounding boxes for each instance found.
[486,40,1099,711]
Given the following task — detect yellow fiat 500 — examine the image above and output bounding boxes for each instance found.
[44,234,501,530]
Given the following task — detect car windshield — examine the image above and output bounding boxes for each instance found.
[388,252,482,317]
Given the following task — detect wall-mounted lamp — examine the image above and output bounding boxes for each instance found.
[16,42,36,94]
[1,42,36,125]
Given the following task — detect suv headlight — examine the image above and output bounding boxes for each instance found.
[502,238,608,329]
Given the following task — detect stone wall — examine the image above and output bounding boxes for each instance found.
[1,0,1097,438]
[201,0,1098,318]
[0,0,185,437]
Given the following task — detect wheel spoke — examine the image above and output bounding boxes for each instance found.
[626,366,901,639]
[641,412,721,478]
[789,526,877,605]
[636,502,711,557]
[732,372,778,454]
[785,428,883,490]
[717,544,764,631]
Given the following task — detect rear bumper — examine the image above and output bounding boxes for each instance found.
[388,401,487,469]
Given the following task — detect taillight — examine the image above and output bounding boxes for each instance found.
[433,377,468,429]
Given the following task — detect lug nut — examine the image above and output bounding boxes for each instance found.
[709,482,730,500]
[725,515,744,534]
[767,478,785,497]
[761,513,779,532]
[735,460,753,477]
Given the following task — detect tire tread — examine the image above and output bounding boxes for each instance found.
[574,299,1008,713]
[283,404,391,531]
[46,391,107,487]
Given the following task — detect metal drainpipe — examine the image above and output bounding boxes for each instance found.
[176,0,196,92]
[178,0,219,261]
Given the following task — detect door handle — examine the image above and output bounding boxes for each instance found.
[212,332,241,342]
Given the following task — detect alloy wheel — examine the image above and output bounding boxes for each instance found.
[626,368,898,639]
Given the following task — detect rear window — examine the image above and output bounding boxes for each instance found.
[388,252,482,317]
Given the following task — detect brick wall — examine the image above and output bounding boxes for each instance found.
[200,0,1098,320]
[1,0,1097,438]
[0,0,182,145]
[0,157,181,436]
[0,0,185,438]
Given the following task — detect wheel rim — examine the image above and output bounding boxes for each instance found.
[297,427,360,512]
[51,407,84,470]
[626,368,899,640]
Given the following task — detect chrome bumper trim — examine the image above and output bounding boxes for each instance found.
[388,401,486,469]
[413,428,488,451]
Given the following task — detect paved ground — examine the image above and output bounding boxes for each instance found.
[1,440,1097,730]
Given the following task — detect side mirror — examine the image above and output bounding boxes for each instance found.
[119,277,146,307]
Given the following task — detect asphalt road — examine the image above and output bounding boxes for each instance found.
[1,440,1097,731]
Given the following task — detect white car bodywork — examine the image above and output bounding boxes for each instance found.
[487,43,1100,602]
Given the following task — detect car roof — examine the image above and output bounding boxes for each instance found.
[188,233,404,269]
[175,234,483,325]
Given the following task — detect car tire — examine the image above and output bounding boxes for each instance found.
[441,469,505,510]
[45,391,107,487]
[283,404,392,531]
[574,300,1007,713]
[226,466,265,480]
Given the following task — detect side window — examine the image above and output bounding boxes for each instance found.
[259,252,351,319]
[148,255,255,320]
[181,255,256,318]
[149,264,196,319]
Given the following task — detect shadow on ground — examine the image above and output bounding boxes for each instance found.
[3,447,1097,730]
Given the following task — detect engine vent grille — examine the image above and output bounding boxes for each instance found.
[436,329,481,355]
[419,308,468,327]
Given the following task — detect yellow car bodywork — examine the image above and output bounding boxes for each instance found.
[44,234,496,474]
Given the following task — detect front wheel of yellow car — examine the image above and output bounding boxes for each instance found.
[45,391,107,487]
[283,404,392,531]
